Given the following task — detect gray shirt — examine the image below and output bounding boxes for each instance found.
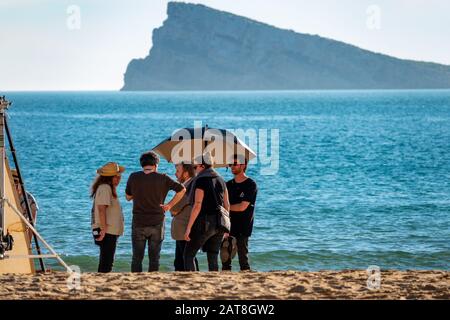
[170,179,193,241]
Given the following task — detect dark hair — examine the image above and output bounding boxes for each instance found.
[198,159,212,170]
[233,154,248,172]
[91,175,117,199]
[180,163,196,178]
[140,151,160,167]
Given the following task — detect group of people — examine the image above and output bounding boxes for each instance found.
[90,151,258,273]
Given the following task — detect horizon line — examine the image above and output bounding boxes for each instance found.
[2,89,450,93]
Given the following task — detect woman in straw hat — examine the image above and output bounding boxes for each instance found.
[91,162,125,273]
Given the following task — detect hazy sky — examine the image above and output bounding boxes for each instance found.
[1,0,449,91]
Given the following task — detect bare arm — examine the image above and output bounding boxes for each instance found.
[230,201,251,212]
[223,188,230,212]
[97,204,108,241]
[161,187,186,212]
[184,188,204,241]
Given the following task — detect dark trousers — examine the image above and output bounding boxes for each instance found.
[131,224,164,272]
[184,215,224,271]
[98,233,118,273]
[222,236,250,271]
[175,240,199,271]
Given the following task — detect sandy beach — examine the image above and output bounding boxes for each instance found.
[0,270,448,300]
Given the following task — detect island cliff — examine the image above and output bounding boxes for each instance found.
[122,2,450,91]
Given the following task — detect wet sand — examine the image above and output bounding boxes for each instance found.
[0,270,448,300]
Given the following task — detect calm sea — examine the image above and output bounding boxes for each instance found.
[4,90,450,272]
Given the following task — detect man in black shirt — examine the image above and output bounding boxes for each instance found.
[223,155,258,271]
[126,151,185,272]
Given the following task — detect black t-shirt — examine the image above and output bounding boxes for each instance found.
[227,177,258,237]
[194,176,227,217]
[126,171,184,227]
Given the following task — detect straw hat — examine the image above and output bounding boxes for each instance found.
[96,162,125,177]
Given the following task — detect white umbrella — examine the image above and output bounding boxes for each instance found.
[152,126,256,168]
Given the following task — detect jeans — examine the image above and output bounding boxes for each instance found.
[222,236,250,271]
[98,233,118,273]
[175,240,199,271]
[184,215,224,271]
[131,223,164,272]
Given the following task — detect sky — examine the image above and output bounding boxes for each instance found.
[1,0,449,91]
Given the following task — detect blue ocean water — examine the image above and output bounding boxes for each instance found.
[4,90,450,272]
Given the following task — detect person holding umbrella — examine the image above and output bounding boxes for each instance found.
[183,152,230,271]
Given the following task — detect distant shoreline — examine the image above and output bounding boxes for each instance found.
[3,89,450,93]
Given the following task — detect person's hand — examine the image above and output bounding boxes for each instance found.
[184,228,191,241]
[97,229,106,241]
[223,233,230,239]
[160,204,171,212]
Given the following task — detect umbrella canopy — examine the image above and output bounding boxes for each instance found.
[152,126,256,168]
